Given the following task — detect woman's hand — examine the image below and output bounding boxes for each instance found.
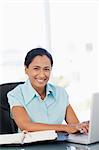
[76,121,89,134]
[65,121,89,134]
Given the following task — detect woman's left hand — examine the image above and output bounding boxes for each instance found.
[76,121,89,134]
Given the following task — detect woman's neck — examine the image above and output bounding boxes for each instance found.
[34,87,46,100]
[38,90,46,100]
[30,80,46,100]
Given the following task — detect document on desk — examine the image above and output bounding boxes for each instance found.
[0,130,57,145]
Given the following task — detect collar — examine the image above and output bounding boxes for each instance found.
[23,80,56,105]
[46,83,56,99]
[23,79,38,105]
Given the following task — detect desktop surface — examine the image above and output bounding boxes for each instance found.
[0,141,99,150]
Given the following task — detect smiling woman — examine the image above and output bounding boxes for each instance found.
[24,49,52,99]
[25,55,51,98]
[7,48,89,134]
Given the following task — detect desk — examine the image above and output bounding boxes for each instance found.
[0,142,99,150]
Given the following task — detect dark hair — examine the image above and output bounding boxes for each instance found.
[24,48,53,68]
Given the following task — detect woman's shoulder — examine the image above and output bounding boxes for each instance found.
[7,82,25,96]
[48,83,69,104]
[48,83,68,94]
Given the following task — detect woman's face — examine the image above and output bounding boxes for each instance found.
[25,55,52,91]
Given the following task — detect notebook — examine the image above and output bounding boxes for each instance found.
[66,93,99,144]
[0,130,57,145]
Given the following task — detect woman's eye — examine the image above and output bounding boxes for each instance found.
[33,68,39,70]
[44,68,50,71]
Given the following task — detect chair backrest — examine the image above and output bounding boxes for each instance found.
[0,82,24,134]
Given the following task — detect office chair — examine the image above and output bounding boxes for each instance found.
[0,82,24,134]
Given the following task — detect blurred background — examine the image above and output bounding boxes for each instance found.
[0,0,99,122]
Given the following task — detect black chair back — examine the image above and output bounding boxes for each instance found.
[0,82,24,134]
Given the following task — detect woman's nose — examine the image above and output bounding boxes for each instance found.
[39,70,45,77]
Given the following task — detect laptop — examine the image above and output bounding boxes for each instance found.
[66,93,99,144]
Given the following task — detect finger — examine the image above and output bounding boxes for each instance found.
[77,123,89,134]
[79,129,84,133]
[82,128,88,134]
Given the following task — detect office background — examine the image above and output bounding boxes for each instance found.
[0,0,98,122]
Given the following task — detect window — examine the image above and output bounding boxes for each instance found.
[0,0,48,83]
[49,0,98,121]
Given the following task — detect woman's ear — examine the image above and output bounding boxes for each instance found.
[25,67,28,74]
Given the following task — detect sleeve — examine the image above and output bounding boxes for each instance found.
[63,88,70,107]
[7,87,23,109]
[56,86,69,108]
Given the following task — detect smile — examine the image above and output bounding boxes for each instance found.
[36,79,46,83]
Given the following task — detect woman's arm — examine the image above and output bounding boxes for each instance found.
[11,106,67,132]
[11,105,89,133]
[65,104,89,133]
[65,104,79,124]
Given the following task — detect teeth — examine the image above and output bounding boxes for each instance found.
[37,79,45,83]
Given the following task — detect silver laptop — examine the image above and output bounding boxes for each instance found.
[67,93,99,144]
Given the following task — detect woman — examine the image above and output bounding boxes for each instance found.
[7,48,89,134]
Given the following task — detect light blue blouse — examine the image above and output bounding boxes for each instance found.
[7,79,69,124]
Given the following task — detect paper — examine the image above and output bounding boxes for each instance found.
[0,132,24,145]
[0,130,57,145]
